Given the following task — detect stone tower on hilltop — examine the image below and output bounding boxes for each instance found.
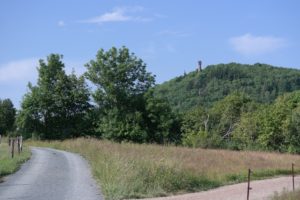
[197,60,202,72]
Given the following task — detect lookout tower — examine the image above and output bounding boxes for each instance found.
[197,60,202,72]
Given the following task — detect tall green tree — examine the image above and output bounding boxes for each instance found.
[210,92,254,139]
[85,47,155,110]
[17,54,91,139]
[283,106,300,153]
[143,89,181,144]
[257,91,300,152]
[85,47,154,142]
[231,110,262,150]
[181,106,214,148]
[0,99,16,134]
[85,47,177,143]
[181,92,257,148]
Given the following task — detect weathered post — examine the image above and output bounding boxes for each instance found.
[8,137,11,146]
[17,137,20,154]
[292,163,295,191]
[247,169,252,200]
[20,136,23,152]
[11,139,15,158]
[0,134,2,144]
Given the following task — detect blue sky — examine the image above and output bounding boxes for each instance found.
[1,0,300,108]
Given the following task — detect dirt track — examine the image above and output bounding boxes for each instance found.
[141,176,300,200]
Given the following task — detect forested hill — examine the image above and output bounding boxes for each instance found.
[154,63,300,112]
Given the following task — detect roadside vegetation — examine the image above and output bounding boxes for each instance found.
[0,46,299,153]
[29,138,300,200]
[2,46,300,198]
[0,141,31,180]
[270,189,300,200]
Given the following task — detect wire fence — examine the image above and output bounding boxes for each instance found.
[0,134,298,199]
[247,163,298,200]
[7,136,23,158]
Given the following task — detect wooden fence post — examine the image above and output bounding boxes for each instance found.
[292,163,295,192]
[247,169,252,200]
[20,136,23,152]
[17,137,20,154]
[11,139,15,158]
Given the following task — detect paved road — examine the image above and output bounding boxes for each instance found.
[141,175,300,200]
[0,147,103,200]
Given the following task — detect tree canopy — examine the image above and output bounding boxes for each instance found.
[17,54,91,139]
[13,47,300,153]
[154,63,300,112]
[0,99,16,135]
[85,47,177,143]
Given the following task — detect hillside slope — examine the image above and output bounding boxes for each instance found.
[154,63,300,112]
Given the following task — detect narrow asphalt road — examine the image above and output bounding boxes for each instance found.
[0,147,103,200]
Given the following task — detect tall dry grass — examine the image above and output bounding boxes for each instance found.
[270,189,300,200]
[28,138,300,200]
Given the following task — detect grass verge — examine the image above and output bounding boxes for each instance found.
[28,138,300,200]
[0,141,31,180]
[270,189,300,200]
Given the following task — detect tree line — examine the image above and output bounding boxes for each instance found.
[16,47,179,143]
[0,99,15,135]
[2,46,300,153]
[181,91,300,153]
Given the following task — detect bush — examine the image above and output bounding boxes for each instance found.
[182,131,222,148]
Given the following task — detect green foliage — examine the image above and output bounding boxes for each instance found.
[181,90,300,152]
[257,91,300,152]
[181,106,221,148]
[14,47,300,151]
[97,108,148,142]
[85,46,155,110]
[160,62,300,152]
[181,106,208,134]
[85,47,154,142]
[0,99,16,135]
[271,189,300,200]
[219,91,300,152]
[144,89,181,144]
[154,63,300,112]
[283,107,300,153]
[209,92,254,138]
[17,54,91,139]
[231,111,262,150]
[85,47,177,143]
[0,143,31,178]
[182,130,207,148]
[182,92,256,148]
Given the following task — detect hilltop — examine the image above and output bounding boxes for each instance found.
[154,63,300,112]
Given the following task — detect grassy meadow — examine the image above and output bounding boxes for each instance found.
[0,140,31,180]
[28,138,300,200]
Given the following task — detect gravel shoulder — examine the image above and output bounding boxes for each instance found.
[140,175,300,200]
[0,147,103,200]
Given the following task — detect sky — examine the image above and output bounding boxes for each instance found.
[1,0,300,108]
